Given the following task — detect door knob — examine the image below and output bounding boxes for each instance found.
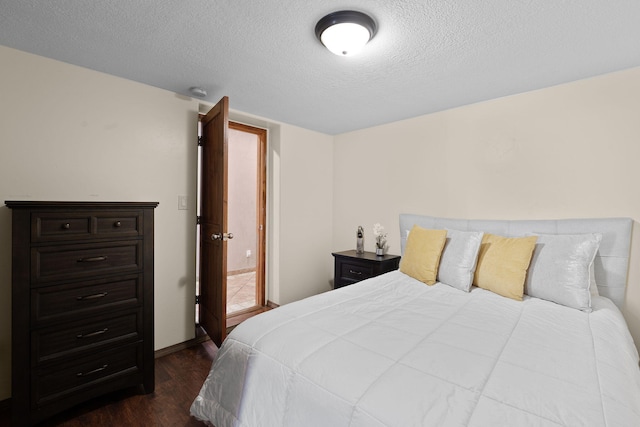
[211,232,234,241]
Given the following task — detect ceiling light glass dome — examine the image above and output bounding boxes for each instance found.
[315,11,377,57]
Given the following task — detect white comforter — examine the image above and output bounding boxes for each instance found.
[191,271,640,426]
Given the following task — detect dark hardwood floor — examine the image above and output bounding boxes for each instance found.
[1,340,218,427]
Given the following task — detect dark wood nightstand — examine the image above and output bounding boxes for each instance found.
[332,250,401,289]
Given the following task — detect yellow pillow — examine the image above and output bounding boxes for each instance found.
[473,233,538,300]
[400,226,447,285]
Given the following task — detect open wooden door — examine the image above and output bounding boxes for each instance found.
[199,96,230,346]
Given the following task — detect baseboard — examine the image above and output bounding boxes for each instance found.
[154,302,279,359]
[154,334,210,359]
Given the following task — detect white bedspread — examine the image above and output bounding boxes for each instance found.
[191,271,640,426]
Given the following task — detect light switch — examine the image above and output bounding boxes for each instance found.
[178,195,188,210]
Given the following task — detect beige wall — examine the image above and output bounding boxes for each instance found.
[0,45,334,400]
[277,124,334,304]
[333,66,640,350]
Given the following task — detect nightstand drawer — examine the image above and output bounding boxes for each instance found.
[340,262,374,281]
[332,250,401,289]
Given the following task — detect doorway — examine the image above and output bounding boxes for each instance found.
[195,115,267,334]
[225,122,267,317]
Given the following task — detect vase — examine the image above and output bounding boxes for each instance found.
[375,247,384,256]
[356,226,364,254]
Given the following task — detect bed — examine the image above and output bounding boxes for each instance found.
[191,214,640,426]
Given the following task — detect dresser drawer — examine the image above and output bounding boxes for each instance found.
[95,212,141,238]
[31,274,142,324]
[34,342,143,408]
[32,210,142,242]
[34,213,92,241]
[339,261,374,282]
[33,241,142,283]
[33,310,142,364]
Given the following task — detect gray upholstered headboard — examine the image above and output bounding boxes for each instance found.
[399,214,633,308]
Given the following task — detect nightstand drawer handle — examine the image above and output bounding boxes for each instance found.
[62,223,71,230]
[114,221,122,227]
[77,328,109,339]
[76,292,108,301]
[77,256,108,263]
[76,364,108,377]
[349,270,363,275]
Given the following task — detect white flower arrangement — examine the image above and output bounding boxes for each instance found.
[373,223,387,249]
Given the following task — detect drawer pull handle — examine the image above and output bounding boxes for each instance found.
[76,292,108,301]
[349,270,362,275]
[62,223,71,230]
[77,328,109,339]
[114,221,122,227]
[77,256,108,263]
[76,364,108,377]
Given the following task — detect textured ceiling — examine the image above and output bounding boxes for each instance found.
[1,0,639,135]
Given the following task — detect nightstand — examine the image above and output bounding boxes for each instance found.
[332,250,401,289]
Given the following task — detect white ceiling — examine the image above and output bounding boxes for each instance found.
[1,1,639,135]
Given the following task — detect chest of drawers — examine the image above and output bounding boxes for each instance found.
[6,201,158,426]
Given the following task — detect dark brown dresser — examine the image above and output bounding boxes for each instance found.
[6,201,158,426]
[332,250,401,289]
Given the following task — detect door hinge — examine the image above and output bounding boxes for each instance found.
[195,295,201,304]
[198,136,203,146]
[196,216,201,225]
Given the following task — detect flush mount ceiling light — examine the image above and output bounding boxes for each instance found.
[315,10,377,56]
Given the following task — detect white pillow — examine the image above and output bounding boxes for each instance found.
[437,229,484,292]
[589,262,599,297]
[525,233,602,312]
